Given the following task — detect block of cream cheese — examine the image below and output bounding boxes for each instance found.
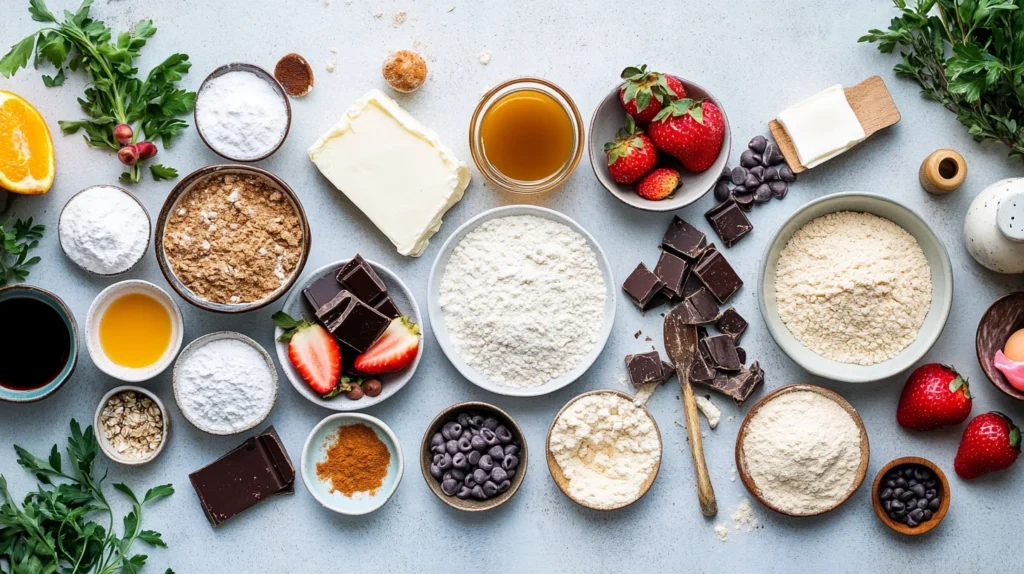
[776,85,866,168]
[308,89,471,256]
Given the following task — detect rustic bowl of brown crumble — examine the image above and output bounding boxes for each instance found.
[154,164,311,313]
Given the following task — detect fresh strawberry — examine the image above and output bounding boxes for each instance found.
[353,317,421,375]
[618,65,687,123]
[648,99,726,173]
[274,311,342,395]
[954,412,1021,479]
[896,363,972,431]
[603,116,658,184]
[636,168,680,201]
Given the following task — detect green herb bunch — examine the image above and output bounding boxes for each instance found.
[0,0,196,183]
[0,420,174,574]
[0,217,44,287]
[860,0,1024,161]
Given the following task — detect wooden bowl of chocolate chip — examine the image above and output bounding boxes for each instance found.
[94,386,170,466]
[872,456,950,535]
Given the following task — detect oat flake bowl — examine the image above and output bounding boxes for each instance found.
[155,164,311,314]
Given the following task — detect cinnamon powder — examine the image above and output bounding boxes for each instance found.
[316,424,391,496]
[274,53,313,97]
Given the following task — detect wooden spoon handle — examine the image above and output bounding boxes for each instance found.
[681,380,717,517]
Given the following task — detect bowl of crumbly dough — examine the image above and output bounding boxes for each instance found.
[758,192,953,383]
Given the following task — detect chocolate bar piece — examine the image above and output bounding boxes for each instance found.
[693,250,743,304]
[736,347,746,365]
[373,296,401,319]
[622,263,665,311]
[681,271,706,299]
[662,217,707,259]
[705,334,741,371]
[689,350,716,382]
[303,273,344,312]
[654,250,689,300]
[715,307,748,342]
[698,363,763,405]
[705,200,753,248]
[338,257,387,304]
[189,427,295,528]
[625,351,665,387]
[327,296,391,352]
[688,288,721,322]
[315,289,354,324]
[662,360,676,381]
[334,255,366,287]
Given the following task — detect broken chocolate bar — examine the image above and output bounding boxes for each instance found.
[303,272,344,312]
[689,350,716,382]
[704,334,741,371]
[315,289,354,324]
[687,288,721,323]
[373,296,401,319]
[189,427,295,528]
[327,295,391,352]
[338,257,387,304]
[698,364,763,405]
[715,307,748,342]
[705,200,753,248]
[693,249,743,304]
[662,216,707,259]
[654,250,689,300]
[625,351,665,387]
[623,263,665,311]
[736,347,746,365]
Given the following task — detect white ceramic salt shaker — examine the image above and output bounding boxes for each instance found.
[964,178,1024,273]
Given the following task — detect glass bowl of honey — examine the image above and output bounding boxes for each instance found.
[470,77,584,194]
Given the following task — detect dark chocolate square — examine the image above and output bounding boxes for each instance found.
[622,263,665,311]
[705,334,741,371]
[625,351,664,387]
[686,288,721,323]
[373,296,401,319]
[327,297,392,352]
[715,307,748,342]
[654,250,689,300]
[662,217,707,259]
[689,351,716,382]
[705,200,753,248]
[303,273,344,312]
[315,289,354,325]
[338,260,387,304]
[693,250,743,304]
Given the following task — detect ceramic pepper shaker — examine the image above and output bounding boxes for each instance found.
[965,178,1024,273]
[919,149,966,195]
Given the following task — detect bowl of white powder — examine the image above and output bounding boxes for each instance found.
[428,205,615,397]
[59,185,151,277]
[758,192,953,383]
[194,63,291,162]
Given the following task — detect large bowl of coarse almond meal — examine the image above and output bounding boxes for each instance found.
[758,192,953,383]
[154,164,311,313]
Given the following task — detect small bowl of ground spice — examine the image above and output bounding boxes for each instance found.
[94,386,169,466]
[301,413,403,516]
[155,164,311,313]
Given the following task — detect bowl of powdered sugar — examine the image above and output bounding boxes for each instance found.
[428,205,615,397]
[758,192,953,383]
[59,185,151,277]
[194,63,291,162]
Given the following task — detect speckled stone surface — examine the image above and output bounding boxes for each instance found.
[2,1,1023,571]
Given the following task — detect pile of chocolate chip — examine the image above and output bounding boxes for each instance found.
[427,411,521,501]
[879,464,942,527]
[714,136,797,209]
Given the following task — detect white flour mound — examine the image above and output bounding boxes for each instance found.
[775,211,931,365]
[439,215,606,387]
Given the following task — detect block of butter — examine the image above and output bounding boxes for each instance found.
[308,89,471,257]
[776,85,866,169]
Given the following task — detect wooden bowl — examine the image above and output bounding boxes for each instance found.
[735,384,870,517]
[420,402,528,511]
[976,292,1024,400]
[545,389,662,511]
[871,456,950,535]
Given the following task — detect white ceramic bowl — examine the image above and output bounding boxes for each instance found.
[301,413,404,516]
[93,385,170,466]
[427,205,616,397]
[172,331,279,435]
[275,259,424,411]
[85,280,184,383]
[758,192,953,383]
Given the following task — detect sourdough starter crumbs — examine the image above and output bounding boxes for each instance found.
[163,174,303,304]
[741,391,862,515]
[775,211,931,365]
[100,391,163,459]
[549,393,660,510]
[439,215,606,388]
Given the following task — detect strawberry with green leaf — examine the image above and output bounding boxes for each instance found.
[649,98,725,173]
[619,65,687,123]
[273,311,342,396]
[603,115,658,184]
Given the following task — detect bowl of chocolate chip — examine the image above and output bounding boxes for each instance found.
[872,457,950,535]
[154,164,311,313]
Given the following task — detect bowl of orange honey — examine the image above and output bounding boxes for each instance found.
[470,77,584,194]
[86,280,184,383]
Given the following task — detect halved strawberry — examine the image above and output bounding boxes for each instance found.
[274,311,342,395]
[353,317,421,375]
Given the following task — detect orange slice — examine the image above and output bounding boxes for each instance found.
[0,90,55,195]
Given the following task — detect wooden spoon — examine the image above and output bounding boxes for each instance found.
[664,306,717,517]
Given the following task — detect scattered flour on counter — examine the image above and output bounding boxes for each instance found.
[714,499,758,542]
[440,215,606,387]
[175,338,275,433]
[714,524,729,542]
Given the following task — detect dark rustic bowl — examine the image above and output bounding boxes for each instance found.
[194,62,292,162]
[154,164,311,314]
[588,77,731,212]
[420,402,527,511]
[976,292,1024,400]
[871,456,950,536]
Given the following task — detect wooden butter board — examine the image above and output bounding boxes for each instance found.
[768,75,901,174]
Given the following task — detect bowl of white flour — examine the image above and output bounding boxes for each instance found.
[428,205,615,397]
[758,192,953,383]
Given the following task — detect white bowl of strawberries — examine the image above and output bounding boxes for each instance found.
[589,65,731,212]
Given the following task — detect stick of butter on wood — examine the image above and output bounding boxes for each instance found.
[776,85,866,169]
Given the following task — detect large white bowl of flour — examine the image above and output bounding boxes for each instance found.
[758,192,953,383]
[428,205,616,397]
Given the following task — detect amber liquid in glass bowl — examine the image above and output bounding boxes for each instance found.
[479,89,575,182]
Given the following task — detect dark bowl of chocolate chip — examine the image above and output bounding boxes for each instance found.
[420,402,527,512]
[872,457,950,535]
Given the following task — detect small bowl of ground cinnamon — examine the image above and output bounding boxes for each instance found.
[301,413,404,515]
[274,53,314,98]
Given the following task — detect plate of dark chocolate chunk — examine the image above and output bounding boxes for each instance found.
[275,256,423,411]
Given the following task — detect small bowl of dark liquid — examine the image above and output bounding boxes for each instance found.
[0,286,79,403]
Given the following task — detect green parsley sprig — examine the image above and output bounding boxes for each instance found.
[860,0,1024,161]
[0,0,196,183]
[0,217,44,287]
